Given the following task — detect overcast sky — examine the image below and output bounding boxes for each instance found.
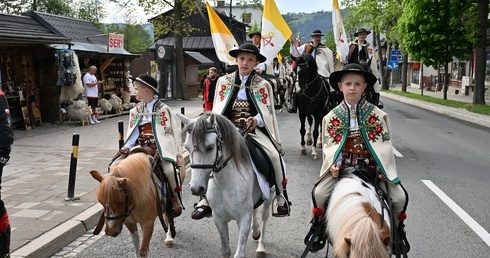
[102,0,334,24]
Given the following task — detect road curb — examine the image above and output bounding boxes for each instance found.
[10,204,103,258]
[381,92,490,129]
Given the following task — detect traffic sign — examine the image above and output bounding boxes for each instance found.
[387,61,399,70]
[391,50,402,61]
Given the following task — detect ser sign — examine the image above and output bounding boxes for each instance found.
[108,33,124,50]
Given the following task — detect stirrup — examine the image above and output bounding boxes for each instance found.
[272,194,290,217]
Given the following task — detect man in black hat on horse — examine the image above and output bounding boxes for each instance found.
[346,28,381,107]
[288,29,336,112]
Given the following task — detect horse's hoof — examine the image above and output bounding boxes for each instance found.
[164,240,173,248]
[313,154,318,160]
[306,140,312,146]
[252,231,261,240]
[300,149,306,155]
[256,250,266,258]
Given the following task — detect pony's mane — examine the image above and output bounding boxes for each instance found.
[183,112,250,170]
[328,177,390,258]
[102,153,156,207]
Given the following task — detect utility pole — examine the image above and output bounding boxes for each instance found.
[33,0,37,11]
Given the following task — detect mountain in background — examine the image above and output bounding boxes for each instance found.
[285,10,350,43]
[102,10,348,46]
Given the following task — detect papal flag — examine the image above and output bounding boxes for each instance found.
[260,0,292,65]
[332,0,349,63]
[206,1,237,65]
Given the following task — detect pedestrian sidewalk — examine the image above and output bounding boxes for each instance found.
[389,83,490,105]
[4,98,203,258]
[384,84,490,128]
[3,92,489,258]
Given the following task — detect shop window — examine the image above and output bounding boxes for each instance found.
[451,60,465,81]
[242,13,252,24]
[412,68,420,84]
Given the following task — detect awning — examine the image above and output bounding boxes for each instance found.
[49,42,140,58]
[185,51,214,65]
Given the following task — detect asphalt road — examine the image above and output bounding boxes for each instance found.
[65,98,490,258]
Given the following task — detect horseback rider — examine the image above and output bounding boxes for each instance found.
[249,31,266,76]
[304,64,408,253]
[346,28,381,106]
[288,30,336,112]
[191,43,290,220]
[119,74,184,217]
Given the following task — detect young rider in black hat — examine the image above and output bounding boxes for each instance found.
[304,64,408,253]
[191,43,291,219]
[120,74,184,217]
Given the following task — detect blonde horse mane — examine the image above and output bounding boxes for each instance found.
[102,153,156,207]
[327,177,391,258]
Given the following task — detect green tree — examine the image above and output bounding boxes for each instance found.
[324,30,335,51]
[473,0,488,105]
[120,0,203,100]
[76,0,105,28]
[0,0,30,14]
[343,0,404,90]
[35,0,73,16]
[102,22,153,52]
[398,0,477,100]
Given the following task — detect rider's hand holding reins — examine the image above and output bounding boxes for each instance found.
[120,147,130,158]
[329,164,340,178]
[246,117,258,133]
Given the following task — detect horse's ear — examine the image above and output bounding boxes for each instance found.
[344,237,352,245]
[116,178,127,187]
[90,170,104,182]
[382,234,391,247]
[176,113,190,125]
[207,113,216,127]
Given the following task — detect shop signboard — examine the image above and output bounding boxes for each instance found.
[108,33,124,51]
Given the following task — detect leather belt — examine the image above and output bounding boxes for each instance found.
[343,130,369,156]
[138,123,157,156]
[229,100,251,129]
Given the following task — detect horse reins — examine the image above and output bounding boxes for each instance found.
[189,125,232,176]
[93,184,135,235]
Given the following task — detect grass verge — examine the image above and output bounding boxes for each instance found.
[383,90,490,116]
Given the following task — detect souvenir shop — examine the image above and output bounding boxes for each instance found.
[0,43,67,130]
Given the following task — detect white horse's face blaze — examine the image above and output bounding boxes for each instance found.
[186,126,219,196]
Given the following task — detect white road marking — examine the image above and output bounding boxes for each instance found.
[422,180,490,247]
[393,147,403,157]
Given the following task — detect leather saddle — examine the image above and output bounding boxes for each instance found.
[245,135,275,189]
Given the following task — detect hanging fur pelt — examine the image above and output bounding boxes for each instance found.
[59,51,83,102]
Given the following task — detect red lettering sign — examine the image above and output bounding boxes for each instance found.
[108,33,124,51]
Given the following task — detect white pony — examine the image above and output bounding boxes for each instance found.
[178,112,272,258]
[327,173,392,258]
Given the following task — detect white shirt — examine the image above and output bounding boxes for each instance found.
[238,74,264,127]
[83,73,98,98]
[124,99,157,149]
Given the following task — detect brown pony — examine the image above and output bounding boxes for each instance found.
[90,152,181,257]
[326,175,391,258]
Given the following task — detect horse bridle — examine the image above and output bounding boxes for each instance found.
[189,124,232,176]
[104,185,135,221]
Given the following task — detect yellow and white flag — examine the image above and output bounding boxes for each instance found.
[206,1,237,65]
[332,0,349,63]
[260,0,292,65]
